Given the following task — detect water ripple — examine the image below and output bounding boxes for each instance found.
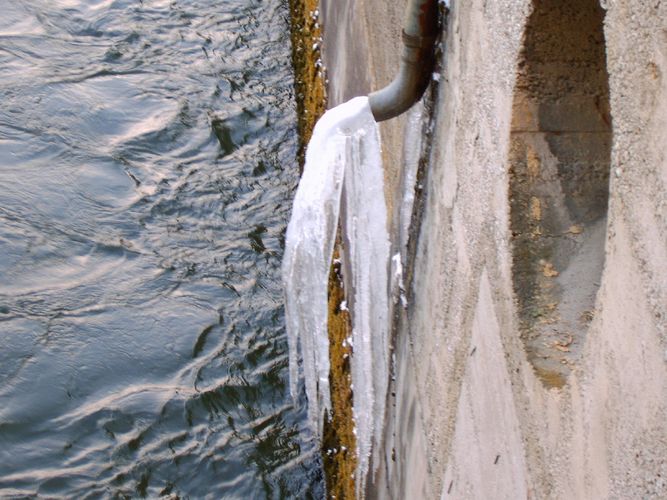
[0,0,321,497]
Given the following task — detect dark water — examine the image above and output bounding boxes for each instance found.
[0,0,323,497]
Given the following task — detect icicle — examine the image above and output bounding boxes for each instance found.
[283,96,380,433]
[339,109,390,496]
[282,95,391,495]
[400,103,424,257]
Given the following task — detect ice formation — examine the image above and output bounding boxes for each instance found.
[339,101,390,495]
[400,103,424,257]
[282,96,390,492]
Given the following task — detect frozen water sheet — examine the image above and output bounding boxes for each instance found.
[282,96,390,493]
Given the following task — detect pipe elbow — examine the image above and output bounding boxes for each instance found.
[368,0,440,122]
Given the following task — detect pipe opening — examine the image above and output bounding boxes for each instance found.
[509,0,612,388]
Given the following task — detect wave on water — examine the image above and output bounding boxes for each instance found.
[0,0,323,497]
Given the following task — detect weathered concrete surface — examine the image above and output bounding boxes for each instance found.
[321,0,667,498]
[320,0,407,210]
[509,0,613,385]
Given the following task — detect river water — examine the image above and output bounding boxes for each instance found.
[0,0,323,497]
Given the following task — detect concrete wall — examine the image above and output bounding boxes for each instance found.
[321,0,667,498]
[320,0,407,210]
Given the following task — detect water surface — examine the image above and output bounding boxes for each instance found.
[0,0,322,497]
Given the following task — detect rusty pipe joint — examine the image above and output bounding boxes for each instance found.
[368,0,440,122]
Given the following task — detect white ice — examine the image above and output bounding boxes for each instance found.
[338,100,390,496]
[400,102,424,258]
[282,95,390,494]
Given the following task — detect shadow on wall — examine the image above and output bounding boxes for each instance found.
[509,0,612,388]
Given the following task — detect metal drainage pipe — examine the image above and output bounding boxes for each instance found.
[368,0,440,122]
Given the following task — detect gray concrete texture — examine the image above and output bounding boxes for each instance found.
[321,0,667,498]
